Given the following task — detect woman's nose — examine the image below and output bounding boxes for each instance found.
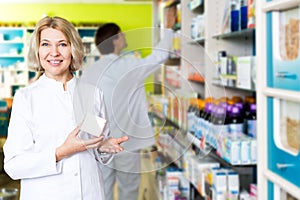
[50,45,59,56]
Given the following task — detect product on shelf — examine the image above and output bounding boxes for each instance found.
[240,0,248,30]
[284,18,299,60]
[228,104,244,135]
[247,0,255,28]
[246,103,257,138]
[286,117,299,150]
[230,0,240,32]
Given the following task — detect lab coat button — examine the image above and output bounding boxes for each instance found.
[74,172,78,176]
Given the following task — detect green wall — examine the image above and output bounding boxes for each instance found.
[0,3,152,30]
[0,3,155,93]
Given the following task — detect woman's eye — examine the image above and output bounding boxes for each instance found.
[59,43,67,47]
[41,43,48,47]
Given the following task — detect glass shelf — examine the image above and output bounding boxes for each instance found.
[213,82,256,92]
[213,28,255,40]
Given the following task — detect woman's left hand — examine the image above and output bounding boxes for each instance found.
[98,136,129,154]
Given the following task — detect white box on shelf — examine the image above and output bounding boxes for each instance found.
[237,56,253,90]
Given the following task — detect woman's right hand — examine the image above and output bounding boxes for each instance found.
[55,127,104,162]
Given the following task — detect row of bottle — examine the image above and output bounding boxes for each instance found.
[187,96,256,148]
[230,0,255,32]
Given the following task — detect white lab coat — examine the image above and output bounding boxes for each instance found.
[81,29,174,152]
[4,74,112,200]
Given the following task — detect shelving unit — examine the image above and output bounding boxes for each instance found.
[257,0,300,199]
[0,28,29,98]
[76,27,99,76]
[152,0,258,199]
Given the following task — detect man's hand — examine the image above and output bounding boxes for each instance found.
[98,136,129,154]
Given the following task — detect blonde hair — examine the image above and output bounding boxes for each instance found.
[27,16,84,73]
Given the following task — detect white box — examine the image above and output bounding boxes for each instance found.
[80,113,107,137]
[250,139,257,164]
[227,170,239,200]
[237,56,252,89]
[225,137,241,165]
[240,137,251,165]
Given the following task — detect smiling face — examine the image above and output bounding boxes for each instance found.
[39,28,73,82]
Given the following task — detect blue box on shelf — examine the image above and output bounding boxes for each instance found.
[269,7,300,91]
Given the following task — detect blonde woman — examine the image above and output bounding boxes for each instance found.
[3,16,128,200]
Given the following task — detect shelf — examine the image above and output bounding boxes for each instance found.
[220,74,237,80]
[187,132,256,168]
[0,41,23,44]
[213,28,255,40]
[262,0,300,12]
[188,78,205,84]
[0,55,24,58]
[189,37,205,44]
[212,82,256,92]
[0,68,28,72]
[151,110,256,168]
[263,87,300,102]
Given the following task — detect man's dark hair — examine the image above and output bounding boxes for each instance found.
[94,23,121,54]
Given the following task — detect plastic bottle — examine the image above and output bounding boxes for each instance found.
[230,0,240,32]
[240,0,248,30]
[194,99,202,139]
[246,103,257,138]
[211,106,228,149]
[201,100,213,149]
[228,105,244,136]
[187,98,197,133]
[243,96,256,132]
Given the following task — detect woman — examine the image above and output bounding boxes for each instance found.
[3,16,128,200]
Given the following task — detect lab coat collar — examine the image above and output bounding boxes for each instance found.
[39,73,76,92]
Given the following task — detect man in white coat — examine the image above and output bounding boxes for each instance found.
[80,23,174,200]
